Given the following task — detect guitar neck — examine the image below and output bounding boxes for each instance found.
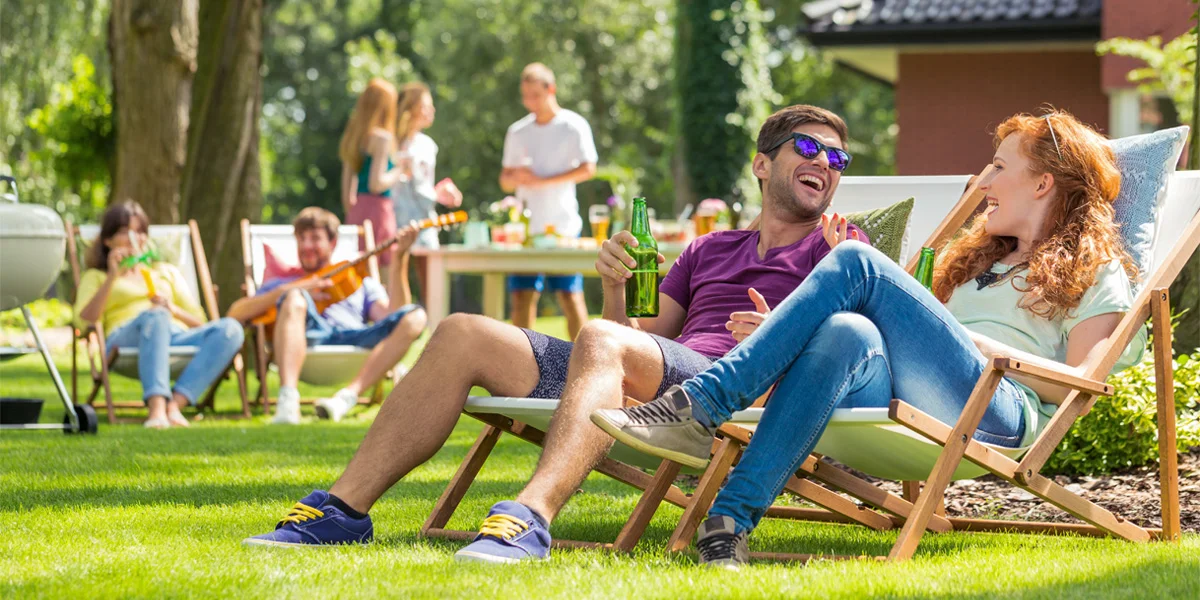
[346,210,469,268]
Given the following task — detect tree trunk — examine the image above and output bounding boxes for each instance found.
[180,0,263,312]
[1175,2,1200,355]
[109,0,198,224]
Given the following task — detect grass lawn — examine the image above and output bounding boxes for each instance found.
[2,317,1198,598]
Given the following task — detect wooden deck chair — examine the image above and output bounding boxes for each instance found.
[419,174,977,551]
[66,220,251,424]
[240,219,391,411]
[667,168,1200,562]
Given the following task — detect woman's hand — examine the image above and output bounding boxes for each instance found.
[106,248,134,278]
[727,288,771,343]
[821,212,860,249]
[434,178,463,208]
[596,231,664,288]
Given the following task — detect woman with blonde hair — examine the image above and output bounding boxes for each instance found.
[594,110,1146,567]
[339,78,408,270]
[390,81,462,305]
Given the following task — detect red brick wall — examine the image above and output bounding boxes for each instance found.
[1102,0,1196,90]
[896,51,1109,175]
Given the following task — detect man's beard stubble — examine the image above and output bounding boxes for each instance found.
[765,167,831,222]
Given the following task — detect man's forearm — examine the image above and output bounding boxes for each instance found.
[227,287,285,323]
[540,163,596,186]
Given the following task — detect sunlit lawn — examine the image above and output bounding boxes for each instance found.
[2,317,1197,598]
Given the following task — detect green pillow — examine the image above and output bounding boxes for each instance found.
[844,197,913,264]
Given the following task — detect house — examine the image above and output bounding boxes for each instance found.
[802,0,1195,174]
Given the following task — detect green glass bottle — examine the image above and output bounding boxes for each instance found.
[625,197,659,317]
[914,247,936,291]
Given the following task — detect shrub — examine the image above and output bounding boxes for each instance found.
[1045,336,1200,476]
[0,298,74,333]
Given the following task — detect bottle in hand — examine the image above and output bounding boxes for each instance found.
[625,197,659,317]
[914,247,936,291]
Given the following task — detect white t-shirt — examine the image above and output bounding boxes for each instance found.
[944,259,1145,447]
[393,133,440,249]
[501,109,598,237]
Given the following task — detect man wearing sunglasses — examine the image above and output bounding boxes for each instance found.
[243,104,871,561]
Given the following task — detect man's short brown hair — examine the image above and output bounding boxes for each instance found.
[757,105,849,158]
[521,62,556,87]
[293,207,340,242]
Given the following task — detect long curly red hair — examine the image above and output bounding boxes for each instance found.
[932,111,1137,319]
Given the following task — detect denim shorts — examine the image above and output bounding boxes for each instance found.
[284,290,419,348]
[520,328,715,399]
[507,274,584,294]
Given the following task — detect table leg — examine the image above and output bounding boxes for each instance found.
[425,253,449,329]
[482,274,506,322]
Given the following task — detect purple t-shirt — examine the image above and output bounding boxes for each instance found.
[660,227,868,359]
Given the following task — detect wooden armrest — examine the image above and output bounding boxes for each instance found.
[990,356,1112,397]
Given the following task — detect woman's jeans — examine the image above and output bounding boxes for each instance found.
[683,242,1027,533]
[106,309,245,405]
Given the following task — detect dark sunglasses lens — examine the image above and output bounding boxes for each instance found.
[793,135,822,158]
[828,150,851,172]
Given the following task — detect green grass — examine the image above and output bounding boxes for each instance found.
[2,317,1198,598]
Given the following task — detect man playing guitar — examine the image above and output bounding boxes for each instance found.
[228,207,427,424]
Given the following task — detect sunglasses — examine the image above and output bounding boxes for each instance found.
[766,132,853,172]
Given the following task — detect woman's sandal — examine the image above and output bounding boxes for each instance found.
[144,416,171,429]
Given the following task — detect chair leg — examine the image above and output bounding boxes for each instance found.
[233,354,251,419]
[1151,287,1181,542]
[255,325,270,412]
[888,369,1002,561]
[667,437,739,553]
[99,346,118,425]
[421,425,503,535]
[613,459,682,552]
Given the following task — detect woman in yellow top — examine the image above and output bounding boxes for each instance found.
[75,201,245,428]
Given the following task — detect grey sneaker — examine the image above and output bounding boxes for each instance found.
[589,385,716,469]
[696,515,749,570]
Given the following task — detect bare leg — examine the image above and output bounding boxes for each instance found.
[555,290,589,341]
[515,320,665,522]
[329,314,541,513]
[342,308,427,396]
[273,289,309,389]
[511,290,539,329]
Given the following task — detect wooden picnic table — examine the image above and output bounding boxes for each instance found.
[411,243,687,328]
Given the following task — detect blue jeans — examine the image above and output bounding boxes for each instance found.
[283,290,421,347]
[683,242,1027,533]
[106,309,245,405]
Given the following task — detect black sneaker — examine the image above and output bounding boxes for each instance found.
[696,515,749,570]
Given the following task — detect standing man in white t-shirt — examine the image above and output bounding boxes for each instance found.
[499,63,598,340]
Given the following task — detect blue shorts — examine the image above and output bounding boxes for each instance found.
[507,274,583,294]
[282,290,420,348]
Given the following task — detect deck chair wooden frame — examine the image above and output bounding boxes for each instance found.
[666,169,1198,562]
[240,219,389,412]
[66,220,251,424]
[419,175,979,551]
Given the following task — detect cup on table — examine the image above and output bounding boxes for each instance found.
[464,221,490,248]
[694,213,717,237]
[589,204,611,241]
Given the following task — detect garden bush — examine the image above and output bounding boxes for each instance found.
[1046,326,1200,475]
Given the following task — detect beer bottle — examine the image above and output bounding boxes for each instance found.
[914,247,936,291]
[625,197,659,317]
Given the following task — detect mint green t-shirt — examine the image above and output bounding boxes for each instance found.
[944,260,1145,447]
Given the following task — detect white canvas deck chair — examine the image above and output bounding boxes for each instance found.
[67,221,251,424]
[420,173,978,551]
[240,219,389,411]
[666,168,1200,562]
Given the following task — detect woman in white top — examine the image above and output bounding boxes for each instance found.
[391,82,462,306]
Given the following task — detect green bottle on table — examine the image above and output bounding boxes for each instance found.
[914,246,936,291]
[625,197,659,317]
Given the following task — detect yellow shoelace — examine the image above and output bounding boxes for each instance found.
[279,502,325,526]
[478,514,528,540]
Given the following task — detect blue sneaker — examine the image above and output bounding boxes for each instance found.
[453,501,551,564]
[242,490,373,547]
